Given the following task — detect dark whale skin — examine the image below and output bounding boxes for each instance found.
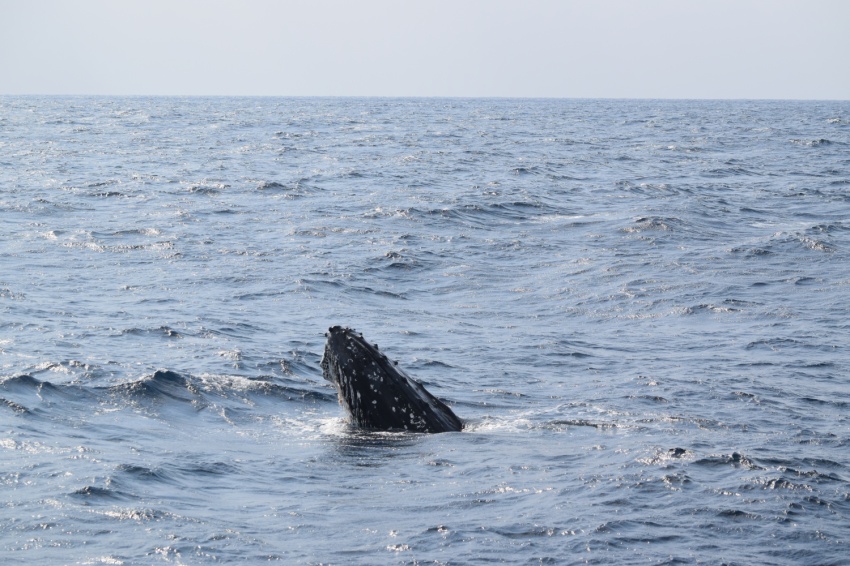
[321,326,463,433]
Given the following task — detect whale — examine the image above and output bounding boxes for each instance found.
[321,326,463,433]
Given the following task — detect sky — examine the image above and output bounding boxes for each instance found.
[1,0,848,99]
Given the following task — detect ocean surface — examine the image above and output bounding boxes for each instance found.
[1,96,849,565]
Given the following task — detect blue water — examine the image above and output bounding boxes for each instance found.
[1,96,849,565]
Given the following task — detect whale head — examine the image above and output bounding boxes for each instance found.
[321,326,462,433]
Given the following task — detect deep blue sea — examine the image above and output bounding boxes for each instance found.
[1,96,849,565]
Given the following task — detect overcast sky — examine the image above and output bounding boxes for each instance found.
[1,0,848,99]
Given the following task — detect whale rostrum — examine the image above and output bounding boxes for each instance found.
[321,326,463,433]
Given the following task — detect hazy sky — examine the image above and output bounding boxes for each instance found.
[2,0,848,99]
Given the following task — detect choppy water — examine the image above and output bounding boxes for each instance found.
[1,96,849,565]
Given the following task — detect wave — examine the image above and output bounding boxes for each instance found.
[789,138,837,147]
[71,485,135,502]
[363,248,443,274]
[255,179,319,196]
[88,191,125,198]
[105,370,334,405]
[678,302,742,315]
[109,369,198,403]
[186,185,224,195]
[704,165,764,177]
[401,200,562,228]
[729,229,835,256]
[1,396,29,414]
[0,370,335,423]
[120,325,183,338]
[623,216,680,233]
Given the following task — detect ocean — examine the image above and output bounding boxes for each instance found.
[1,96,848,565]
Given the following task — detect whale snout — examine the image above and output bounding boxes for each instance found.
[321,326,463,433]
